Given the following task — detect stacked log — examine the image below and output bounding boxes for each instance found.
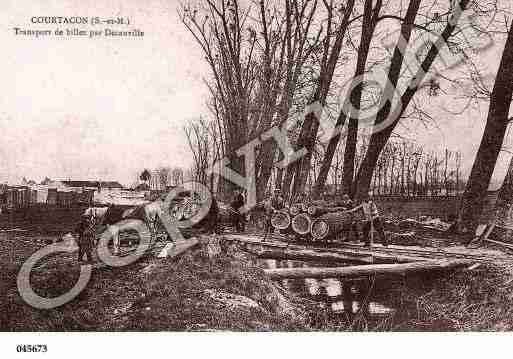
[271,210,291,230]
[291,213,313,235]
[269,201,357,240]
[311,211,354,240]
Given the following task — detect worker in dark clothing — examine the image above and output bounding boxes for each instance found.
[75,213,95,263]
[206,195,220,234]
[340,194,354,210]
[230,190,246,232]
[264,188,285,233]
[338,194,360,242]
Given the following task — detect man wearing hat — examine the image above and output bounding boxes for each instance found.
[354,195,388,247]
[75,212,95,263]
[230,189,246,232]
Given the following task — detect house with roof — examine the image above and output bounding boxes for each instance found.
[59,180,124,205]
[39,180,124,206]
[60,180,124,191]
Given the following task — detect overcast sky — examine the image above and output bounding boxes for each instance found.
[1,0,208,186]
[1,0,512,188]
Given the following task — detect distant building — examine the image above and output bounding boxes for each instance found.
[59,180,123,205]
[61,180,124,191]
[39,180,124,206]
[0,185,37,210]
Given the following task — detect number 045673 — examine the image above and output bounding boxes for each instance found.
[16,345,48,353]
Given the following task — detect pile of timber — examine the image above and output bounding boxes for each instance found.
[270,201,355,240]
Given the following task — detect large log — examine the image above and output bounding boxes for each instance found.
[291,213,313,235]
[271,210,291,230]
[264,259,472,279]
[311,211,354,240]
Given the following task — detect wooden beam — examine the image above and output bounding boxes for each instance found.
[264,260,472,279]
[222,234,433,263]
[245,246,376,264]
[326,246,431,263]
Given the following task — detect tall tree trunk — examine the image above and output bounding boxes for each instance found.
[495,155,513,239]
[353,0,470,201]
[288,0,356,198]
[456,20,513,231]
[314,0,382,198]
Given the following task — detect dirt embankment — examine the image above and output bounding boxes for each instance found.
[0,237,317,331]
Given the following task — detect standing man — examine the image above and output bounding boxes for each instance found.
[75,213,95,263]
[205,194,220,234]
[230,189,246,232]
[264,188,285,233]
[357,196,388,247]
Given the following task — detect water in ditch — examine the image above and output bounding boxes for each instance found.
[252,258,443,330]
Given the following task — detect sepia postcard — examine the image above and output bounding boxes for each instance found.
[2,0,513,357]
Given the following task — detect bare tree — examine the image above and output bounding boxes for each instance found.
[171,167,184,187]
[351,0,477,201]
[156,167,171,190]
[282,0,357,199]
[180,0,322,201]
[457,19,513,231]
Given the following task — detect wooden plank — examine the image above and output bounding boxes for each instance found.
[226,235,292,249]
[326,246,433,263]
[245,245,376,264]
[264,259,472,280]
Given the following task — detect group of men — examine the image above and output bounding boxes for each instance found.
[335,194,388,247]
